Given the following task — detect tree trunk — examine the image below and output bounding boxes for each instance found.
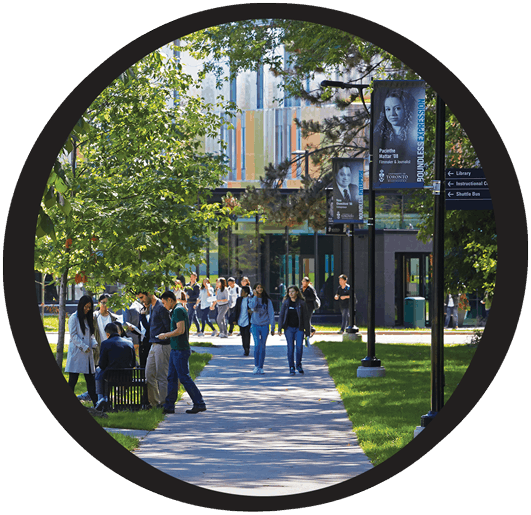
[56,270,68,369]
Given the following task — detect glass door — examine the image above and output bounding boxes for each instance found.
[395,253,432,326]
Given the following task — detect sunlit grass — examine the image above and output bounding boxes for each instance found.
[108,433,140,451]
[316,340,476,465]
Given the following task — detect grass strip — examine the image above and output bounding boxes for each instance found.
[315,340,476,465]
[107,433,140,451]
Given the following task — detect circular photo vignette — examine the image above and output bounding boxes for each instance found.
[4,3,526,512]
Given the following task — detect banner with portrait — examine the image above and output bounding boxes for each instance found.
[328,158,364,225]
[372,80,426,189]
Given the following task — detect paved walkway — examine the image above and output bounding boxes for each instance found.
[54,329,473,495]
[132,337,374,496]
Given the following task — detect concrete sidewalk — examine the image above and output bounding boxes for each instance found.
[132,338,373,496]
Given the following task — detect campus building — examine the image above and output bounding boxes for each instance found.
[35,40,445,327]
[174,41,435,327]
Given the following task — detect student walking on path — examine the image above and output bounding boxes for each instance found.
[196,278,217,337]
[248,283,275,374]
[211,277,230,338]
[301,277,318,337]
[233,285,252,356]
[158,291,207,414]
[278,285,311,375]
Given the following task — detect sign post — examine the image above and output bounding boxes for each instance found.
[445,168,492,210]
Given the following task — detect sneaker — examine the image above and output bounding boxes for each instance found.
[228,333,233,337]
[77,391,91,401]
[211,330,218,337]
[197,332,204,337]
[95,398,108,411]
[259,368,265,374]
[337,330,344,334]
[220,333,228,338]
[289,367,296,375]
[186,406,207,414]
[296,365,304,374]
[253,366,260,374]
[163,407,175,414]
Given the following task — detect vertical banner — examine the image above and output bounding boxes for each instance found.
[329,158,364,224]
[372,80,426,189]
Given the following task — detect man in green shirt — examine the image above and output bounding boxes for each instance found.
[157,291,207,414]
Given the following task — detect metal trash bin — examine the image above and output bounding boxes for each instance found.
[404,297,426,328]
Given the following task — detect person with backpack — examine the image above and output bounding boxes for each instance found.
[248,283,276,374]
[301,276,319,339]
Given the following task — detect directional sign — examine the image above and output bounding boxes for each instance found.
[446,179,489,189]
[446,189,491,199]
[445,168,486,180]
[445,168,492,211]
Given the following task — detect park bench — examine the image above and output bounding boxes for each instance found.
[104,368,149,411]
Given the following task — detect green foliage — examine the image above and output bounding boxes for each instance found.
[185,20,496,293]
[35,47,237,295]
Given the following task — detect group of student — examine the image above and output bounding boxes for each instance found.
[65,289,206,415]
[64,272,347,413]
[179,274,320,376]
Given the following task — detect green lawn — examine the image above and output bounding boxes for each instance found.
[315,340,476,465]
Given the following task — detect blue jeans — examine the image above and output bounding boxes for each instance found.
[164,348,206,410]
[445,306,458,328]
[251,325,269,368]
[187,304,200,332]
[198,306,215,332]
[340,308,350,331]
[285,326,304,368]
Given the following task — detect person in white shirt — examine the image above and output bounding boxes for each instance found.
[227,277,241,336]
[196,277,217,337]
[93,293,118,365]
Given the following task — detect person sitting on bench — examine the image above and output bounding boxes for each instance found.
[95,322,136,411]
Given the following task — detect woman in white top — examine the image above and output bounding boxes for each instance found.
[196,278,217,336]
[65,295,98,406]
[211,277,230,338]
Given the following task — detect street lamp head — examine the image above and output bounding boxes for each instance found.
[320,80,370,90]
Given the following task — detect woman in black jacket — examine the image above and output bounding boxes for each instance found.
[279,285,311,375]
[301,276,317,337]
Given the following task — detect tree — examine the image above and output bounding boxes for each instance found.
[182,20,496,296]
[35,46,238,367]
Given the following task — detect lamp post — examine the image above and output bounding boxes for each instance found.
[418,94,446,431]
[321,80,381,372]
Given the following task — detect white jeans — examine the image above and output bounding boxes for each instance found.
[145,343,171,406]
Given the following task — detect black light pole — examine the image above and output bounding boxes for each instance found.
[321,80,374,342]
[361,97,380,367]
[321,80,379,363]
[421,93,446,428]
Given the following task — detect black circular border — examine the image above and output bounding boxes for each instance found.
[3,3,527,512]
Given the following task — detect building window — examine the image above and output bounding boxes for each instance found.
[283,49,301,108]
[241,112,246,181]
[229,77,237,181]
[257,65,264,109]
